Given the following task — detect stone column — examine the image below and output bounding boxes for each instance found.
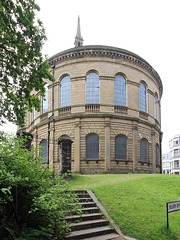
[74,118,81,173]
[104,118,111,172]
[49,121,55,169]
[132,122,138,172]
[35,127,38,154]
[151,129,156,173]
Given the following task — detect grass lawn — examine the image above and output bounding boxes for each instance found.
[67,174,180,240]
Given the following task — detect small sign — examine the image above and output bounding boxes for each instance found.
[167,201,180,213]
[166,200,180,229]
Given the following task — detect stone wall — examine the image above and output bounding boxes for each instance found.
[24,45,162,174]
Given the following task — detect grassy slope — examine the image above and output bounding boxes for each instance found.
[67,174,180,240]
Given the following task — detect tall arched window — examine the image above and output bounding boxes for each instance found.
[154,94,158,119]
[140,138,148,162]
[39,139,48,162]
[86,72,99,104]
[86,133,99,159]
[115,135,127,159]
[114,74,126,106]
[139,82,146,112]
[60,75,71,107]
[42,84,48,114]
[156,144,159,165]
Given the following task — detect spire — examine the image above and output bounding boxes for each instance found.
[74,16,84,47]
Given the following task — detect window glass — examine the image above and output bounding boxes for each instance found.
[40,139,48,162]
[173,137,179,145]
[42,84,48,114]
[60,75,71,107]
[139,82,146,112]
[86,134,99,159]
[170,161,173,168]
[174,149,179,157]
[115,135,127,159]
[114,74,126,106]
[174,160,179,168]
[166,161,170,167]
[140,138,148,162]
[86,72,99,104]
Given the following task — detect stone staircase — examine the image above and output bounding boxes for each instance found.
[65,190,123,240]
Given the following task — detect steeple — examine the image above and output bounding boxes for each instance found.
[74,16,84,47]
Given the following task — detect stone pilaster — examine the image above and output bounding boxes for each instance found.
[35,127,38,154]
[49,121,55,169]
[132,122,138,172]
[74,118,81,172]
[104,118,111,172]
[151,129,156,173]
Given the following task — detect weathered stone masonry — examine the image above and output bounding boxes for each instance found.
[24,45,163,174]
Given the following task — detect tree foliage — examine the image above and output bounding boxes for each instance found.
[0,0,54,127]
[0,134,81,239]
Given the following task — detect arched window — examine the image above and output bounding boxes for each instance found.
[139,82,146,112]
[86,72,99,104]
[86,133,99,159]
[156,144,159,165]
[115,135,127,159]
[140,138,148,162]
[154,94,158,119]
[42,84,48,114]
[39,139,48,162]
[60,75,71,107]
[114,74,126,106]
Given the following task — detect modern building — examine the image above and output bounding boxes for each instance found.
[162,153,170,174]
[169,135,180,175]
[22,18,163,174]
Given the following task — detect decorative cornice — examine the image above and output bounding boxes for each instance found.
[48,45,162,95]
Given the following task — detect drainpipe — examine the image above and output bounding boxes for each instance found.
[47,64,55,169]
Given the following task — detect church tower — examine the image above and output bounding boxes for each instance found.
[74,16,83,47]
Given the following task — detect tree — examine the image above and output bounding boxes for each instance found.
[0,0,54,127]
[0,133,81,239]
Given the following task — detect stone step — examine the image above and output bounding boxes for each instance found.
[81,207,100,213]
[74,190,88,194]
[70,219,108,231]
[76,197,93,202]
[71,202,96,208]
[75,193,90,198]
[65,190,122,239]
[66,226,115,240]
[64,213,103,222]
[84,233,122,240]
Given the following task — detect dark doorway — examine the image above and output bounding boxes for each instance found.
[58,135,73,175]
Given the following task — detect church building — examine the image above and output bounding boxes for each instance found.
[23,17,163,174]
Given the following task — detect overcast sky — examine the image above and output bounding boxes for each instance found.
[1,0,180,153]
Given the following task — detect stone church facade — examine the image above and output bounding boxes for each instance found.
[23,18,163,174]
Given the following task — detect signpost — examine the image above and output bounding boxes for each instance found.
[166,200,180,229]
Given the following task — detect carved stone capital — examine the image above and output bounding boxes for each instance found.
[151,130,155,136]
[132,125,138,131]
[104,121,110,128]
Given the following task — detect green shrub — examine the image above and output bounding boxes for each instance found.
[0,134,80,239]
